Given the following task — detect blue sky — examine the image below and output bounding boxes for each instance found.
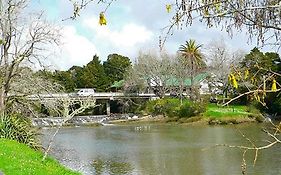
[31,0,273,70]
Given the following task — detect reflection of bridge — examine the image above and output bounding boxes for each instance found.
[27,92,160,115]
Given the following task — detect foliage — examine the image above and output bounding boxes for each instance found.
[161,0,281,49]
[227,48,281,111]
[68,66,84,89]
[179,39,205,68]
[53,71,76,92]
[144,98,206,118]
[67,0,281,49]
[125,51,176,98]
[178,39,206,99]
[0,139,80,175]
[103,54,132,88]
[0,0,60,113]
[43,53,131,92]
[259,92,281,115]
[0,114,40,150]
[240,48,279,84]
[78,55,109,91]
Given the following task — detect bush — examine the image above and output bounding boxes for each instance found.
[144,98,206,118]
[178,100,206,118]
[0,114,40,149]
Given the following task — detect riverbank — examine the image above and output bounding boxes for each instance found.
[108,115,258,125]
[109,104,264,125]
[0,139,80,175]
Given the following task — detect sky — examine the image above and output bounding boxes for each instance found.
[31,0,276,70]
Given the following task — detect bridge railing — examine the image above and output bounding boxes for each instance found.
[22,92,163,101]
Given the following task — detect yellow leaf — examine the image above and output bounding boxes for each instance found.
[255,94,260,102]
[203,8,209,16]
[232,76,238,89]
[99,12,107,25]
[166,4,172,13]
[215,2,221,12]
[271,79,277,91]
[228,74,232,82]
[244,69,249,79]
[229,74,238,89]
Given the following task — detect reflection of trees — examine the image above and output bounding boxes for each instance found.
[92,158,133,175]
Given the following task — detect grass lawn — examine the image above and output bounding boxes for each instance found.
[204,104,251,118]
[0,139,80,175]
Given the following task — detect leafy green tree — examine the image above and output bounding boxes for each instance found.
[79,55,109,91]
[68,66,84,90]
[240,48,279,86]
[235,48,281,112]
[53,71,76,92]
[103,54,132,88]
[178,39,205,99]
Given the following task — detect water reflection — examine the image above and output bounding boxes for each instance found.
[41,124,281,175]
[92,158,133,175]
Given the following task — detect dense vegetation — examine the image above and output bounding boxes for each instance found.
[0,114,40,149]
[41,48,281,116]
[235,48,281,115]
[144,98,206,118]
[40,54,132,92]
[0,139,80,175]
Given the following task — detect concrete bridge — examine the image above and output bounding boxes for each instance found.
[27,92,158,100]
[26,92,160,115]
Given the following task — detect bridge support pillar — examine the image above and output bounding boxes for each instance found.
[106,101,110,115]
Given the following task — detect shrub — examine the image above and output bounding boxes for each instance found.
[144,98,206,118]
[0,114,40,149]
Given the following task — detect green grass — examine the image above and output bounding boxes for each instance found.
[204,104,251,118]
[0,139,80,175]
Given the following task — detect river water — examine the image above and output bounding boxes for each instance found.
[41,124,281,175]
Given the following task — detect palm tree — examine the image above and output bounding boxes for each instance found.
[178,39,204,99]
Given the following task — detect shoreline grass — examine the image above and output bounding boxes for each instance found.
[0,139,80,175]
[110,103,262,125]
[204,104,251,118]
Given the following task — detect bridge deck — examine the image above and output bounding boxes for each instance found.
[26,92,162,100]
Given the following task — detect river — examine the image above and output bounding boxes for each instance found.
[41,123,281,175]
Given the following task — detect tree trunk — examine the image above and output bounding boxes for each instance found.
[190,60,194,100]
[179,80,183,105]
[0,87,6,115]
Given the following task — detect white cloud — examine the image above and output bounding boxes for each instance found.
[82,16,153,54]
[54,26,99,70]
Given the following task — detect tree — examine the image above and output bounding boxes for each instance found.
[240,48,279,82]
[236,48,281,109]
[0,0,60,114]
[125,51,175,98]
[161,0,281,49]
[41,94,97,161]
[206,39,245,102]
[68,65,84,89]
[6,67,62,118]
[53,70,76,92]
[178,39,205,99]
[103,54,131,89]
[78,55,108,91]
[66,0,280,50]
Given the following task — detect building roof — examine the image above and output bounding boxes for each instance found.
[166,73,208,87]
[110,80,125,88]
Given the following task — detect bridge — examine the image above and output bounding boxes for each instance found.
[25,92,161,116]
[26,92,159,100]
[27,92,159,100]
